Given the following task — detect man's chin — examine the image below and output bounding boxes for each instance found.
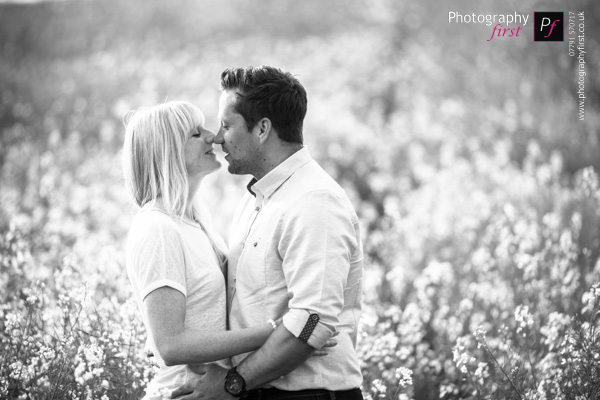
[226,160,248,176]
[227,164,239,175]
[225,155,245,174]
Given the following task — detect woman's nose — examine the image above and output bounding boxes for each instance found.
[203,129,216,143]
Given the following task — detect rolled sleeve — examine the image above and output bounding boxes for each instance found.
[278,190,358,349]
[282,309,331,349]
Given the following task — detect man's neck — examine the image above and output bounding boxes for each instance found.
[253,144,303,181]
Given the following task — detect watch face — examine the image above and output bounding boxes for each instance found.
[225,374,244,394]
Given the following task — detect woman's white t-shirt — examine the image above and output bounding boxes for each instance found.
[126,205,227,399]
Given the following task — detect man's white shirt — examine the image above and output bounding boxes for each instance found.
[227,147,364,390]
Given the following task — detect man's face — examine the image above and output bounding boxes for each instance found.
[215,90,259,176]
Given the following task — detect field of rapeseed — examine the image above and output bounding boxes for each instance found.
[1,0,599,399]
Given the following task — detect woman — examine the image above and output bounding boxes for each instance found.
[122,101,277,399]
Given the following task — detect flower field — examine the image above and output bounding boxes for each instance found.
[1,0,599,399]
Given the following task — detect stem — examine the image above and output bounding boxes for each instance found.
[392,386,401,400]
[9,307,34,393]
[482,342,523,400]
[48,354,67,400]
[124,321,136,398]
[0,334,11,384]
[465,368,483,398]
[524,331,538,390]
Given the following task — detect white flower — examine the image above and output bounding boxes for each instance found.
[473,325,488,347]
[371,379,387,398]
[40,346,56,361]
[514,305,534,336]
[394,367,413,387]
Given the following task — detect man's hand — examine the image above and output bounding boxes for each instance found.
[170,363,233,400]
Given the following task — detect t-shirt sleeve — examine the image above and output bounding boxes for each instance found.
[128,216,187,300]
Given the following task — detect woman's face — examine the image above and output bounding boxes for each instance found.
[184,123,220,180]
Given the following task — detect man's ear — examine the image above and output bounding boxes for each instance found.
[256,118,272,143]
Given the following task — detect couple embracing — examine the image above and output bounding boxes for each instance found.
[123,66,364,400]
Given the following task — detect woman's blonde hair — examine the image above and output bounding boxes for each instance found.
[122,100,203,218]
[122,101,227,267]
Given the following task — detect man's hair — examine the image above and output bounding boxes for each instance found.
[220,66,307,144]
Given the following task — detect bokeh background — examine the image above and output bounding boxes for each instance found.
[1,0,599,399]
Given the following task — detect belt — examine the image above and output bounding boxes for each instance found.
[246,387,362,400]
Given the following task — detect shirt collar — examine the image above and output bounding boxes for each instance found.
[246,177,258,197]
[249,147,312,200]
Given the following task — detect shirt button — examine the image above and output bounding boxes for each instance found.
[255,206,260,211]
[253,242,258,247]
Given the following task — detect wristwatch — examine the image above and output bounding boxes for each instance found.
[224,366,247,397]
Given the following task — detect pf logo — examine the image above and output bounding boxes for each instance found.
[534,12,564,42]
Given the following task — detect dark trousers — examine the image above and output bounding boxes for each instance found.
[245,388,363,400]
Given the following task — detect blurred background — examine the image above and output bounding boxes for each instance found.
[1,0,599,399]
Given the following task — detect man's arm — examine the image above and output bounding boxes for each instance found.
[237,322,314,389]
[169,326,336,400]
[238,189,357,387]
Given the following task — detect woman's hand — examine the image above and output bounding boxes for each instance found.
[312,331,338,356]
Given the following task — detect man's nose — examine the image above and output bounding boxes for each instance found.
[213,129,224,144]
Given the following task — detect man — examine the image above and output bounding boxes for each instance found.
[172,66,364,400]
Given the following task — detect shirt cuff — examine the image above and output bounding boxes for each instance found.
[282,309,333,349]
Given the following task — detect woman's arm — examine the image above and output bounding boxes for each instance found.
[144,286,272,366]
